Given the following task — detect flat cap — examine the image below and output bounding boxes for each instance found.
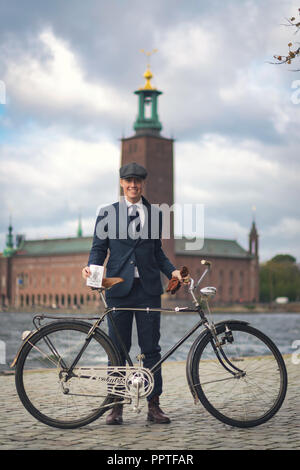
[119,162,147,180]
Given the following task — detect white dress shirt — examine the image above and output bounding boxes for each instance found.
[124,197,145,278]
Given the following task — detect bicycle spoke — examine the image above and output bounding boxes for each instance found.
[195,374,237,386]
[26,341,62,368]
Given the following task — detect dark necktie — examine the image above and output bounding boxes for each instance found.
[128,204,141,237]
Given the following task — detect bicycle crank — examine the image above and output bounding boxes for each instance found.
[125,354,155,412]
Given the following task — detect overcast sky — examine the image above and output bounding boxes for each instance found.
[0,0,300,262]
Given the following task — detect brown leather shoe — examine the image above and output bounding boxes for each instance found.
[147,396,171,424]
[106,404,123,425]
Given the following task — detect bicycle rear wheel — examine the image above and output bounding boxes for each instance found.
[190,322,287,428]
[15,321,121,429]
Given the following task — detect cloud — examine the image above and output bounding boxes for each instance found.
[175,135,279,205]
[157,22,218,71]
[0,126,120,232]
[152,2,300,145]
[259,216,300,261]
[265,217,300,239]
[16,215,96,241]
[173,133,300,260]
[2,28,131,120]
[0,0,300,264]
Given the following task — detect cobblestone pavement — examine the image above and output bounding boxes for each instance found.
[0,357,299,450]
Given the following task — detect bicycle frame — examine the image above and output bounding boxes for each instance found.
[97,306,244,379]
[22,264,208,377]
[51,302,208,382]
[104,306,207,373]
[62,264,213,379]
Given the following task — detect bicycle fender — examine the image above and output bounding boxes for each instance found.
[10,329,40,368]
[213,319,249,330]
[185,319,249,403]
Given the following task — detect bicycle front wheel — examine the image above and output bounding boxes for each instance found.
[15,321,121,429]
[190,322,287,428]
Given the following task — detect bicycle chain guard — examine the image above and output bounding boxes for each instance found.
[70,365,154,409]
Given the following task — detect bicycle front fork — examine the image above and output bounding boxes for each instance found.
[208,324,246,378]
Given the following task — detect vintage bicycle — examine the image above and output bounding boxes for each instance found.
[12,260,287,429]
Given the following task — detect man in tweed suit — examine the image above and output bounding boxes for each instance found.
[82,162,183,425]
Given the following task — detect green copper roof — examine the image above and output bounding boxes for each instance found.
[175,237,252,259]
[15,236,93,256]
[12,235,251,259]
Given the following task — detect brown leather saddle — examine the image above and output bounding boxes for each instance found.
[99,277,124,289]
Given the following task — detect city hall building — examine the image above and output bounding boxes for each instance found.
[0,66,259,309]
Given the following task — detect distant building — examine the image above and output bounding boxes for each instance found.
[0,66,259,309]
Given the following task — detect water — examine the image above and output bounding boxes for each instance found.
[1,311,300,370]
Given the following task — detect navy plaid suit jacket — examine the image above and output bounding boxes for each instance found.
[88,196,175,299]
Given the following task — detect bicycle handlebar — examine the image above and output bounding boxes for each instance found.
[188,259,212,305]
[194,259,211,289]
[90,259,212,299]
[201,259,212,267]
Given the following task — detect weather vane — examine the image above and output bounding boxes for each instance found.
[140,49,158,68]
[139,49,158,90]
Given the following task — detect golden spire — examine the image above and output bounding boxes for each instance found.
[140,49,158,90]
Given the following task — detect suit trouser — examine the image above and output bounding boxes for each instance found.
[106,278,162,400]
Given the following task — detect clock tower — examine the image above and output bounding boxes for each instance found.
[120,64,175,264]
